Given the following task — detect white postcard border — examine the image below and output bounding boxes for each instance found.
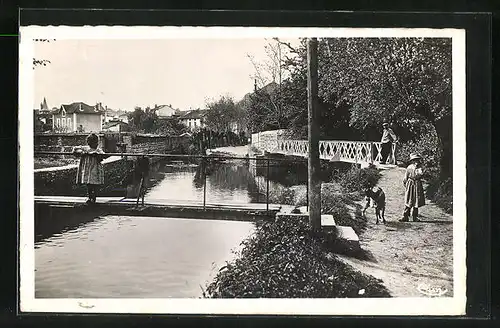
[19,26,467,316]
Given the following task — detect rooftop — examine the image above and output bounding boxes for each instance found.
[102,120,129,129]
[58,102,103,115]
[179,109,207,120]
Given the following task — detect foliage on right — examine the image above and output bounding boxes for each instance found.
[248,37,452,181]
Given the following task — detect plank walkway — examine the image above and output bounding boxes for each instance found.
[35,195,280,211]
[34,196,282,222]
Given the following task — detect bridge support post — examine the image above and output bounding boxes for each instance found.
[203,157,207,210]
[266,158,270,214]
[307,37,321,231]
[370,142,374,164]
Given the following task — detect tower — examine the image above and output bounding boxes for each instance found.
[40,97,48,110]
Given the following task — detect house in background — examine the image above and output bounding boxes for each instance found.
[102,120,130,133]
[155,104,180,120]
[103,107,130,124]
[178,109,207,130]
[118,113,129,123]
[52,102,104,133]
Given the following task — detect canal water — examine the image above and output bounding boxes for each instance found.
[35,158,307,298]
[35,215,253,298]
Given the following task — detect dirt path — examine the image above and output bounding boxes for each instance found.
[338,167,454,298]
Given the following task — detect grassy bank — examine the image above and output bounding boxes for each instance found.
[203,165,387,298]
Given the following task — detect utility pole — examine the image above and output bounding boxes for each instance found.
[307,38,321,231]
[278,39,282,129]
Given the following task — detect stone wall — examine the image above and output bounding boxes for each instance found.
[34,133,107,152]
[130,141,170,154]
[35,132,191,155]
[34,156,131,197]
[251,129,286,152]
[124,134,190,155]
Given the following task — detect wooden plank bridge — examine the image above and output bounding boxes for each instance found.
[34,196,284,222]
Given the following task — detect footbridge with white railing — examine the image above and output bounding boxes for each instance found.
[251,130,397,166]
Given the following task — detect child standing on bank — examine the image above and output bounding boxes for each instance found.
[73,133,107,204]
[400,153,426,222]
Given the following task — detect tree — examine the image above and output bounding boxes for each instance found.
[204,96,240,133]
[34,115,44,133]
[128,107,145,130]
[271,37,452,179]
[127,106,157,133]
[155,117,187,136]
[128,106,187,136]
[268,38,358,141]
[142,106,158,133]
[318,37,452,178]
[246,38,298,130]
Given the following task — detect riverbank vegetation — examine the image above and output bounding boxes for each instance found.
[266,164,382,234]
[203,215,390,298]
[337,165,381,193]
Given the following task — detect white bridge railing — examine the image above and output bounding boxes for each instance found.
[266,139,396,165]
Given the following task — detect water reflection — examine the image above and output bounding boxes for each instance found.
[35,204,106,243]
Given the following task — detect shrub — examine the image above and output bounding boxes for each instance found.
[426,177,453,214]
[396,128,441,168]
[338,166,381,193]
[321,185,367,235]
[203,216,390,298]
[267,186,296,206]
[250,145,263,155]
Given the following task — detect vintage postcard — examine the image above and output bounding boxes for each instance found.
[19,26,466,315]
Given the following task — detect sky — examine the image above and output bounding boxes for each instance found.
[34,38,300,111]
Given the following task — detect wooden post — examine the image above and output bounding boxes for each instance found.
[203,158,207,210]
[307,38,321,231]
[266,158,270,213]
